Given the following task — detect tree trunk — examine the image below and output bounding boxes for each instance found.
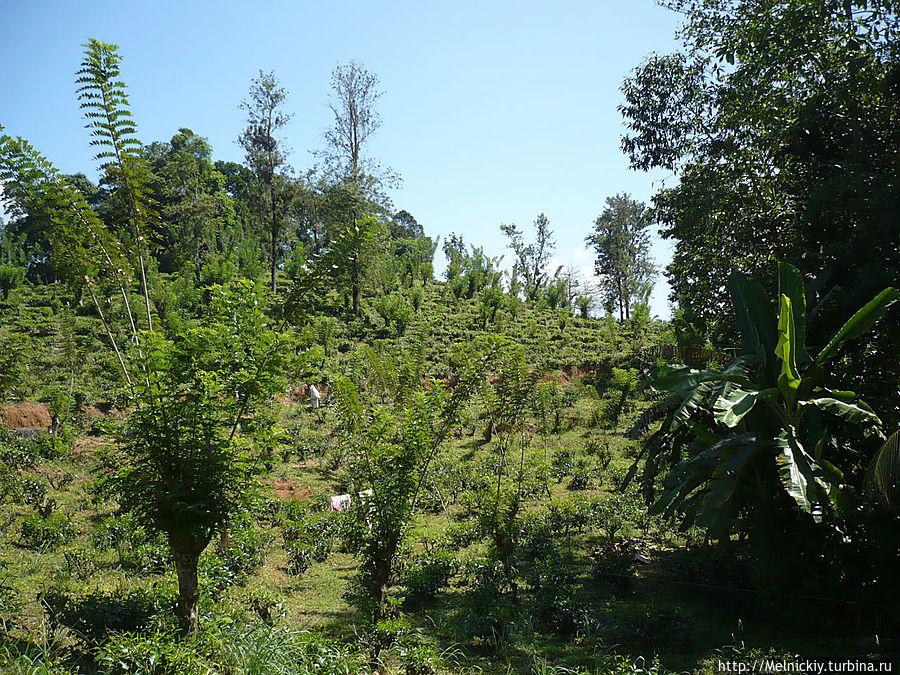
[371,537,399,627]
[172,540,205,633]
[271,226,277,293]
[617,277,624,322]
[270,182,278,294]
[351,259,360,314]
[194,242,202,284]
[350,197,360,314]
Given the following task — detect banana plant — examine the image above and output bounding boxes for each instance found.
[632,262,897,537]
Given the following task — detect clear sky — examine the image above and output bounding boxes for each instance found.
[0,0,683,317]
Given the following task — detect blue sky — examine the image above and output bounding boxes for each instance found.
[0,0,682,316]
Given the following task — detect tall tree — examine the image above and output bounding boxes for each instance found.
[620,0,899,335]
[619,0,900,427]
[3,45,292,636]
[239,70,292,293]
[585,194,656,322]
[320,61,395,313]
[500,213,555,300]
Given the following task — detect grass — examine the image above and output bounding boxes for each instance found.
[0,279,892,674]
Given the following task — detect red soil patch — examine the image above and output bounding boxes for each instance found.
[537,366,595,386]
[292,384,329,399]
[268,477,311,501]
[1,402,51,429]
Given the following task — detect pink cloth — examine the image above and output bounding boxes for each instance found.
[330,494,350,511]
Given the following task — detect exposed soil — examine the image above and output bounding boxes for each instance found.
[268,477,311,501]
[0,402,51,429]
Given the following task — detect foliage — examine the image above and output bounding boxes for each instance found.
[374,292,413,336]
[77,38,157,332]
[400,551,458,604]
[634,262,896,559]
[0,262,25,299]
[42,585,173,645]
[115,281,287,631]
[0,328,30,402]
[318,60,396,313]
[20,513,76,550]
[500,214,556,301]
[585,194,656,322]
[3,23,889,673]
[334,342,479,629]
[239,70,292,293]
[619,0,900,399]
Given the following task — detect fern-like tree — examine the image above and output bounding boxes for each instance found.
[3,43,296,636]
[0,131,136,388]
[77,39,158,332]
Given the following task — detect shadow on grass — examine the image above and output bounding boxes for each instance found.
[396,538,893,674]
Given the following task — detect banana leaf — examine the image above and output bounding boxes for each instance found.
[814,287,899,367]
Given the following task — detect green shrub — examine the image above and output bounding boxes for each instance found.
[19,479,48,509]
[244,586,285,623]
[281,504,339,563]
[551,448,575,481]
[530,553,586,634]
[20,513,76,550]
[0,263,25,300]
[286,542,314,577]
[92,513,170,573]
[61,544,99,581]
[0,433,40,470]
[568,465,592,490]
[439,520,480,550]
[584,437,613,471]
[91,513,144,551]
[0,645,76,675]
[96,629,212,675]
[401,551,457,603]
[42,586,172,644]
[590,494,632,542]
[590,545,636,593]
[200,522,270,594]
[128,540,171,574]
[374,293,413,336]
[410,285,424,312]
[397,642,444,675]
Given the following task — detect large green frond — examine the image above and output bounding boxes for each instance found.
[864,430,900,513]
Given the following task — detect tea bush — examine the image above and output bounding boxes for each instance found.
[42,586,173,644]
[286,542,314,577]
[20,513,76,550]
[401,551,458,604]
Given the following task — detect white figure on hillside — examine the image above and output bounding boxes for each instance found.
[309,384,321,409]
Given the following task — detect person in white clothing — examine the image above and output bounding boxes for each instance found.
[309,384,321,409]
